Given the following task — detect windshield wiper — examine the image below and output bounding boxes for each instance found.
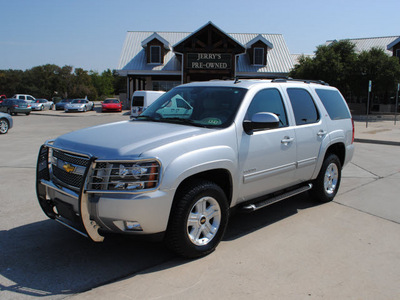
[158,117,207,127]
[134,115,158,121]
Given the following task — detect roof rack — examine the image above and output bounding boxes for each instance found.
[271,78,330,86]
[233,75,285,84]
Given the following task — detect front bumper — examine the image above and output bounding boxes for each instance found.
[36,143,172,242]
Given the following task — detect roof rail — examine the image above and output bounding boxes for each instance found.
[271,78,329,86]
[233,75,287,84]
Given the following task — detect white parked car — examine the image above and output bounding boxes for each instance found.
[12,94,36,103]
[31,99,54,111]
[65,99,94,112]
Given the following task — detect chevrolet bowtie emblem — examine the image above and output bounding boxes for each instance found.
[63,163,76,173]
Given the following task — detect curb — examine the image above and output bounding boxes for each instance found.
[354,138,400,147]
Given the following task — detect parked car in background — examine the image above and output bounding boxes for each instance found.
[12,94,36,103]
[101,98,122,112]
[55,99,73,110]
[31,99,54,111]
[0,99,31,115]
[65,99,94,112]
[131,90,165,117]
[0,112,13,134]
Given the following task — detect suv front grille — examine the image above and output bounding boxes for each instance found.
[51,149,90,191]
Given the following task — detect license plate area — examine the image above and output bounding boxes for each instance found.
[54,199,78,222]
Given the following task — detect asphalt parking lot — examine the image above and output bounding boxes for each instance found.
[1,109,400,300]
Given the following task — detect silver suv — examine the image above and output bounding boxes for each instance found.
[36,79,354,258]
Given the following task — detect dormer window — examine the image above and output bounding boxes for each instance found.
[150,46,161,64]
[253,48,265,65]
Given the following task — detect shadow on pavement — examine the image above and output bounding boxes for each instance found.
[0,193,317,299]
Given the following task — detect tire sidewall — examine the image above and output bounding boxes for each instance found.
[0,119,8,134]
[312,154,342,202]
[166,180,229,258]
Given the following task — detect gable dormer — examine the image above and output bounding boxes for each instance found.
[141,32,171,64]
[387,37,400,62]
[246,34,273,66]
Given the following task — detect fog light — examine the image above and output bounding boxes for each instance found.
[124,221,143,231]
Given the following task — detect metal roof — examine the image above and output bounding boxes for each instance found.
[326,36,399,55]
[117,30,294,76]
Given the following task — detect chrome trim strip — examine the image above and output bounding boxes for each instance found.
[243,162,297,184]
[55,218,88,238]
[297,157,317,168]
[40,179,79,199]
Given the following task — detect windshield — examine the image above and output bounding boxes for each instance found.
[72,99,85,104]
[136,86,247,128]
[104,99,119,103]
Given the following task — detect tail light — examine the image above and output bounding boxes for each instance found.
[351,118,355,144]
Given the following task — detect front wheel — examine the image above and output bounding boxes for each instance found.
[165,180,229,258]
[0,119,9,134]
[311,154,342,202]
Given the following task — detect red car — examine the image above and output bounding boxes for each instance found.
[101,98,122,112]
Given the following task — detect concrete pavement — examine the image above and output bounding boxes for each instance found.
[68,120,400,300]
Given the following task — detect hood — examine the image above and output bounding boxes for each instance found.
[53,120,212,159]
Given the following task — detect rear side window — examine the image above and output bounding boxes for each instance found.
[132,96,144,106]
[316,89,351,120]
[287,88,319,125]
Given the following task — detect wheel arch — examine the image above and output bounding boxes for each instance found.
[173,168,233,207]
[324,142,346,168]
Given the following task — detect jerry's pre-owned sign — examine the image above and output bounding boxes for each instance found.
[187,53,231,70]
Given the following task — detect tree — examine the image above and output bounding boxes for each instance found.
[290,40,357,94]
[90,69,114,100]
[355,47,400,103]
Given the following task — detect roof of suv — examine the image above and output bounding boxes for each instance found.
[182,78,331,90]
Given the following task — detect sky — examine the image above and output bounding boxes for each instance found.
[1,0,399,72]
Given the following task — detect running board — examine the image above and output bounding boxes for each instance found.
[240,183,313,212]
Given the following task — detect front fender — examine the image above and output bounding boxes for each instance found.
[160,145,238,193]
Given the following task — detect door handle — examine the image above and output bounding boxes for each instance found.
[281,136,294,144]
[317,130,327,137]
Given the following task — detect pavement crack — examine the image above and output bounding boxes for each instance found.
[350,162,382,178]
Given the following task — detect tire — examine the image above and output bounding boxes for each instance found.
[165,180,229,258]
[40,105,44,111]
[26,112,30,115]
[311,153,342,202]
[7,108,12,115]
[0,118,9,134]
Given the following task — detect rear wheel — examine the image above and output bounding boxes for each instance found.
[165,180,229,258]
[0,119,9,134]
[311,154,341,202]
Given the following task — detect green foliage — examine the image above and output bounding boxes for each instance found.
[290,41,400,102]
[0,65,125,100]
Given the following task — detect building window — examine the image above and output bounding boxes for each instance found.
[150,46,161,64]
[253,48,265,65]
[153,81,181,91]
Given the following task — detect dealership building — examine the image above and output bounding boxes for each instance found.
[117,22,295,102]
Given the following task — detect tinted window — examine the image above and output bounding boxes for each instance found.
[150,46,161,63]
[246,88,288,127]
[254,48,265,65]
[287,88,319,125]
[315,89,351,120]
[132,96,144,106]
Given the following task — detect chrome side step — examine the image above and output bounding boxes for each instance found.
[241,183,313,212]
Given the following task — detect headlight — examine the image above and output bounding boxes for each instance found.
[87,159,161,193]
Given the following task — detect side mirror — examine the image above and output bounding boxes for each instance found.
[243,112,280,134]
